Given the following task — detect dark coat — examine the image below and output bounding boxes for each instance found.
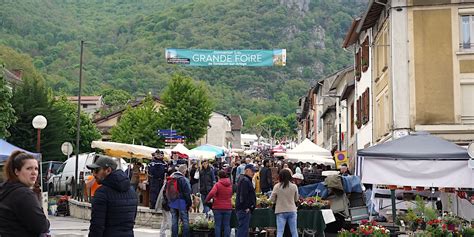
[0,181,50,237]
[259,166,273,190]
[89,170,138,237]
[236,174,256,211]
[199,167,215,195]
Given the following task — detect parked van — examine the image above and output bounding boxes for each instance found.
[48,153,127,195]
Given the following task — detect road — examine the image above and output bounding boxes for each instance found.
[49,216,162,237]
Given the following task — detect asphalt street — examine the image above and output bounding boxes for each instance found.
[49,216,162,237]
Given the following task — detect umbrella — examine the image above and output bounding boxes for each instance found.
[189,150,216,160]
[192,144,225,157]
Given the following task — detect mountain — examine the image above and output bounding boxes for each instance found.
[0,0,366,123]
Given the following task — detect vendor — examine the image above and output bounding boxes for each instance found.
[291,173,304,187]
[339,163,351,176]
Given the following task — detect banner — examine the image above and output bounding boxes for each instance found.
[165,49,286,67]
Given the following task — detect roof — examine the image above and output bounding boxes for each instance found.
[358,0,387,32]
[230,115,243,131]
[67,96,102,101]
[329,66,354,91]
[93,96,161,124]
[342,18,361,48]
[358,132,470,159]
[342,0,387,48]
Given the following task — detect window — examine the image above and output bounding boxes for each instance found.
[460,15,474,50]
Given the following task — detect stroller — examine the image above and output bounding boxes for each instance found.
[55,195,70,216]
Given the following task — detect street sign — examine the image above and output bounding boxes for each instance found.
[61,142,73,156]
[334,151,348,169]
[165,139,185,143]
[165,135,186,139]
[157,129,177,136]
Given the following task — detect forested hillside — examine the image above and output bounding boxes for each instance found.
[0,0,365,125]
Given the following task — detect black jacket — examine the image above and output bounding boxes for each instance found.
[259,166,273,190]
[0,181,50,237]
[199,167,215,195]
[236,174,256,211]
[89,170,138,237]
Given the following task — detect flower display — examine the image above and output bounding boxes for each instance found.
[338,220,390,237]
[298,196,329,210]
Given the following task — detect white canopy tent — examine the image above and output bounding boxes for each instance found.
[91,141,157,160]
[172,143,190,155]
[188,150,216,160]
[286,139,335,166]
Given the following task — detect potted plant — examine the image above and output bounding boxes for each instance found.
[355,120,362,129]
[190,219,214,237]
[355,71,362,81]
[442,213,460,231]
[337,220,390,237]
[362,59,369,72]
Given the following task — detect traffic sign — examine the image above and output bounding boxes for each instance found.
[61,142,73,156]
[165,139,185,143]
[158,129,177,136]
[165,135,186,139]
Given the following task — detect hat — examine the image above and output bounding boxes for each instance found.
[292,173,304,180]
[340,163,348,167]
[87,156,117,170]
[244,164,257,172]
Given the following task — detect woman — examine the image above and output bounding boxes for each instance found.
[205,170,233,237]
[0,151,50,237]
[190,163,199,194]
[270,169,299,237]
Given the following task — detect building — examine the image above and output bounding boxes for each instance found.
[230,115,243,149]
[197,112,233,147]
[2,68,22,89]
[93,96,162,141]
[343,0,474,147]
[67,96,104,115]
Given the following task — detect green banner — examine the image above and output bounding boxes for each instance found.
[165,49,286,67]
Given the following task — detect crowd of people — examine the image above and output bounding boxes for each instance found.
[0,148,346,237]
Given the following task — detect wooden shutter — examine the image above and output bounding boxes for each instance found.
[350,103,354,136]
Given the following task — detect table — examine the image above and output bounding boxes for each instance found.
[230,208,326,231]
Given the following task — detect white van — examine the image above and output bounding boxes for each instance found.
[48,153,127,195]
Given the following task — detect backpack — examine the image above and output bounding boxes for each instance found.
[165,176,180,201]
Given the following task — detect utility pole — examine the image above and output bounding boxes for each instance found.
[74,40,84,198]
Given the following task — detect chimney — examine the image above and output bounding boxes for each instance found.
[11,69,23,80]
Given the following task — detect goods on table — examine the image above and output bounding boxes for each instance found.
[298,196,329,210]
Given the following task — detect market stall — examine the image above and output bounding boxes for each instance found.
[0,139,41,163]
[356,132,474,222]
[286,139,335,166]
[91,141,157,160]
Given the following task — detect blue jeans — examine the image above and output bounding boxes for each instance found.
[201,193,210,214]
[170,208,189,237]
[214,210,232,237]
[236,210,251,237]
[276,212,297,237]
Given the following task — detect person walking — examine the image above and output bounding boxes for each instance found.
[199,160,215,214]
[259,159,273,194]
[148,149,168,209]
[205,170,233,237]
[270,169,299,237]
[87,155,138,237]
[236,158,250,178]
[235,164,257,237]
[0,151,50,237]
[155,178,171,237]
[167,165,192,237]
[189,163,199,194]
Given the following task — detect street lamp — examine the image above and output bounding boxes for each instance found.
[32,115,48,152]
[32,115,47,191]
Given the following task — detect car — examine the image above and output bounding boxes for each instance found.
[41,161,63,191]
[47,153,128,195]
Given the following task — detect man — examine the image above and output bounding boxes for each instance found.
[87,155,138,237]
[339,163,351,176]
[236,157,250,179]
[199,160,215,214]
[259,159,273,194]
[167,164,192,237]
[236,164,257,237]
[149,149,168,209]
[231,161,240,184]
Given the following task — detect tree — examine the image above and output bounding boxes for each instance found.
[285,113,297,138]
[159,74,213,144]
[53,97,101,153]
[110,96,163,148]
[257,115,289,145]
[8,78,68,161]
[0,63,17,138]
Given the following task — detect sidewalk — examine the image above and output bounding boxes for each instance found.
[49,216,162,237]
